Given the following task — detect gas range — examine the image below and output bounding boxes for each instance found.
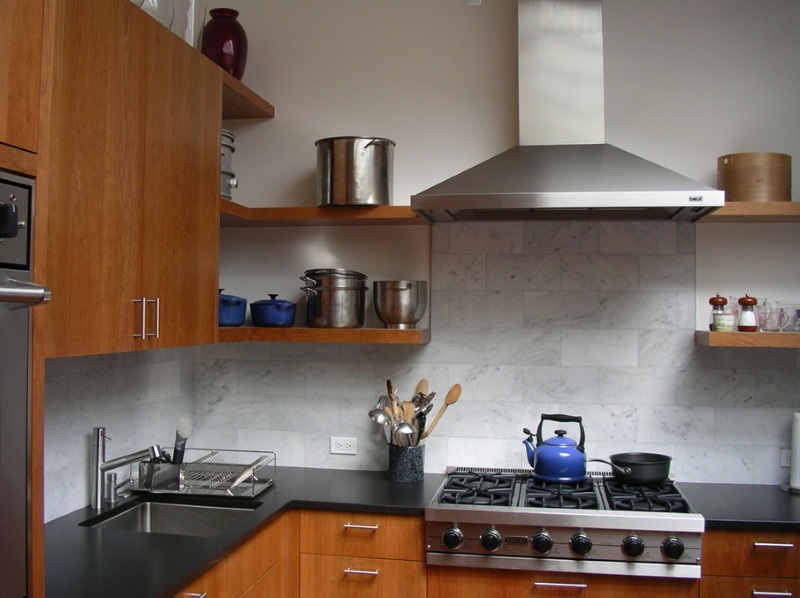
[425,467,704,579]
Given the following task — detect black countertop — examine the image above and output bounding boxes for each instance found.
[45,467,445,598]
[45,471,800,598]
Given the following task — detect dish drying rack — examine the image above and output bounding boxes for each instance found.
[134,448,276,499]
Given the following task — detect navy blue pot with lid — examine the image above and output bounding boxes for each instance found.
[251,294,296,327]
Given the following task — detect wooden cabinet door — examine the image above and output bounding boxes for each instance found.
[427,566,698,598]
[41,0,147,357]
[174,561,227,597]
[702,529,798,578]
[141,17,220,350]
[300,554,426,598]
[0,0,43,152]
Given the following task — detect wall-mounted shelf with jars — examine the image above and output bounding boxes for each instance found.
[695,331,800,348]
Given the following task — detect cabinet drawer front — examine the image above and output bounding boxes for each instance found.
[427,566,698,598]
[701,575,797,598]
[703,529,798,578]
[300,554,425,598]
[300,510,424,561]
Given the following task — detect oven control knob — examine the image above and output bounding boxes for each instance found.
[480,529,502,552]
[442,527,464,550]
[532,532,554,555]
[622,535,645,558]
[662,536,685,560]
[570,532,592,556]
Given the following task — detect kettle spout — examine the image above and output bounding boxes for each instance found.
[522,428,537,467]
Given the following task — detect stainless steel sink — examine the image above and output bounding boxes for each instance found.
[81,500,258,537]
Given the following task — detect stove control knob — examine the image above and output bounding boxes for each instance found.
[662,536,685,561]
[622,535,646,558]
[531,531,554,555]
[442,527,464,550]
[480,529,503,552]
[570,532,592,556]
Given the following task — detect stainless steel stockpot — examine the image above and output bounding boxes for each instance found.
[315,136,395,206]
[301,268,368,328]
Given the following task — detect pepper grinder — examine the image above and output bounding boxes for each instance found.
[709,293,733,331]
[737,294,758,332]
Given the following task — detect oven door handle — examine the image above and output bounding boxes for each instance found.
[534,581,589,590]
[0,276,51,305]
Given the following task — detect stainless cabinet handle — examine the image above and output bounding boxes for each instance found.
[343,568,379,576]
[752,592,793,597]
[754,542,795,549]
[343,523,379,530]
[132,297,146,339]
[146,297,160,338]
[181,593,207,597]
[533,581,588,589]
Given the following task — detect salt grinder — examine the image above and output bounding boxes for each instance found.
[737,294,758,332]
[709,294,733,331]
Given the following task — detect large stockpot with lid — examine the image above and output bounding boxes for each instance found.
[315,137,395,206]
[301,268,367,328]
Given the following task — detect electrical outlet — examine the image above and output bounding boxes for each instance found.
[330,437,357,455]
[781,449,792,468]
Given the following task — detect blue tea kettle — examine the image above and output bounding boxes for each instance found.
[523,414,587,482]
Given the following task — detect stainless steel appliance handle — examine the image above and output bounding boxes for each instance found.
[132,298,146,339]
[343,523,379,530]
[181,593,207,598]
[146,297,160,339]
[534,581,589,589]
[751,591,793,597]
[754,542,795,549]
[343,568,379,576]
[0,277,51,305]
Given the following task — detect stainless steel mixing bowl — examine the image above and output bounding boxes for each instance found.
[373,280,427,329]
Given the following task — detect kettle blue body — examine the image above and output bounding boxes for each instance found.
[523,414,587,483]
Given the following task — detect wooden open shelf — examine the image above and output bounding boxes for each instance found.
[696,330,800,348]
[221,71,275,120]
[218,326,431,344]
[220,198,426,227]
[702,202,800,223]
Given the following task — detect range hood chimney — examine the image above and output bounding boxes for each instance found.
[411,0,724,222]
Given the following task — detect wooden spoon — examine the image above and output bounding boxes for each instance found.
[420,383,461,440]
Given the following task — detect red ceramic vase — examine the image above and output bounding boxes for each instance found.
[200,8,248,80]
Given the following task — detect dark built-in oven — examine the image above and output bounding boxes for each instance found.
[1,171,51,597]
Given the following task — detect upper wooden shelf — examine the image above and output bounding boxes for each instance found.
[220,198,427,227]
[696,330,800,348]
[221,71,275,120]
[701,202,800,223]
[218,326,431,345]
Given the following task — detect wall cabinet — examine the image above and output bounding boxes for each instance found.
[299,510,426,597]
[699,528,800,597]
[0,0,43,155]
[427,565,698,597]
[39,0,220,358]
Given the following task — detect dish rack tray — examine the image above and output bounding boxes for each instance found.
[134,448,276,499]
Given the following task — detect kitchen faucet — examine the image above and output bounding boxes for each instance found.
[91,426,163,509]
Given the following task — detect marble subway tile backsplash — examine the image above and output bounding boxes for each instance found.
[44,221,799,521]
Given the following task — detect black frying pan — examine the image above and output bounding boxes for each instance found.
[609,452,672,484]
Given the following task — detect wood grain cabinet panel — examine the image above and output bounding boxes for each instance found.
[39,0,219,357]
[300,510,425,562]
[700,575,797,598]
[427,566,698,598]
[0,0,43,153]
[173,561,227,597]
[226,512,292,597]
[300,554,425,598]
[702,529,798,579]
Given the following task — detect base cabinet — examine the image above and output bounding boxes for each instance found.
[299,510,426,598]
[699,529,800,598]
[427,566,698,598]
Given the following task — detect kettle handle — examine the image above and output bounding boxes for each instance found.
[536,414,585,453]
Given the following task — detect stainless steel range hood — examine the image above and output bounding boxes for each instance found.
[411,0,724,223]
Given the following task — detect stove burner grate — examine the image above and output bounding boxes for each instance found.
[523,478,600,509]
[604,480,690,513]
[437,471,515,506]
